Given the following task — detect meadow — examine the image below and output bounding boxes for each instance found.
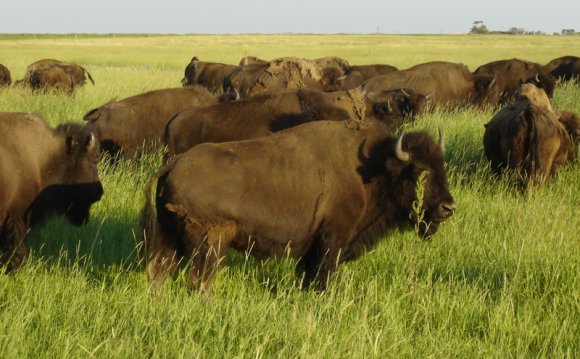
[0,34,579,357]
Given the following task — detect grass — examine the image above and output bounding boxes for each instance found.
[0,34,579,357]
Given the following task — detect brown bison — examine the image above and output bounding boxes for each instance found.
[17,59,94,90]
[473,58,556,105]
[0,112,103,271]
[181,57,237,95]
[30,65,75,94]
[143,120,455,292]
[83,86,218,158]
[544,56,580,82]
[223,57,346,98]
[362,61,497,108]
[483,84,580,186]
[164,88,427,159]
[341,64,399,89]
[0,64,11,87]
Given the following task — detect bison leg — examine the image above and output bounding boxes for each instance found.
[297,231,344,291]
[147,238,179,293]
[0,217,28,272]
[187,223,236,294]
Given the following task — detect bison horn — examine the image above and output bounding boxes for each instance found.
[488,74,497,89]
[395,131,410,162]
[336,75,347,81]
[535,73,540,82]
[387,99,392,113]
[400,88,410,97]
[425,91,435,100]
[86,132,96,152]
[438,127,445,154]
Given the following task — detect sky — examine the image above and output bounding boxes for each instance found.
[1,0,579,35]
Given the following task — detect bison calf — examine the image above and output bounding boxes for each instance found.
[143,120,455,293]
[0,113,103,271]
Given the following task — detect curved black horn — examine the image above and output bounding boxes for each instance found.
[438,127,445,154]
[395,131,410,162]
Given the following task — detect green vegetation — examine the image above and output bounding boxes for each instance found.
[0,35,579,358]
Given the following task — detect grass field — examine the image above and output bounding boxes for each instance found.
[0,34,579,357]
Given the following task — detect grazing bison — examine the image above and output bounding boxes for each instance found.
[181,57,237,95]
[362,61,497,108]
[164,88,427,159]
[83,86,218,158]
[18,59,94,90]
[544,56,580,82]
[30,65,75,94]
[483,84,580,186]
[223,57,346,98]
[341,64,399,89]
[143,120,455,292]
[0,112,103,271]
[0,64,11,87]
[473,58,556,105]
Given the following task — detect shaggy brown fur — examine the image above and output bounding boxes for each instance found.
[0,64,11,87]
[181,57,237,95]
[17,59,94,90]
[474,58,556,106]
[0,113,103,271]
[83,86,218,159]
[362,61,497,108]
[544,56,580,82]
[144,120,455,292]
[224,57,347,98]
[163,88,421,159]
[483,84,580,186]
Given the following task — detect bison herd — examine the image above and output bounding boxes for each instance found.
[0,54,578,292]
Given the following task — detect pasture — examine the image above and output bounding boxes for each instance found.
[0,34,579,357]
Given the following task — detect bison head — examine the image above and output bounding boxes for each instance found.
[55,124,103,225]
[522,72,556,99]
[389,130,456,239]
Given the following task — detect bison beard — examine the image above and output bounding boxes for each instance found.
[142,121,455,293]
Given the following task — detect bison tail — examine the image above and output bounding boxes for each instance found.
[82,67,95,85]
[139,158,179,267]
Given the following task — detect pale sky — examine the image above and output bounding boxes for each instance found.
[1,0,579,35]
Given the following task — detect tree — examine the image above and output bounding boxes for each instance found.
[470,21,489,34]
[562,29,576,35]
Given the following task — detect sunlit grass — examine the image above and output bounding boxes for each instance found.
[0,34,578,357]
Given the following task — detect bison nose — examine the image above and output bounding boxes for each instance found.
[440,201,456,217]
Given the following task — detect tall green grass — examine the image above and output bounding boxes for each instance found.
[0,35,579,357]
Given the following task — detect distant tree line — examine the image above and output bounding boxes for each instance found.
[470,21,577,36]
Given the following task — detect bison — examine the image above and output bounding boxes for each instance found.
[362,61,497,108]
[223,57,346,98]
[17,59,94,90]
[544,55,580,82]
[164,88,427,159]
[143,120,455,293]
[341,64,399,89]
[0,64,11,87]
[83,86,218,159]
[181,57,237,95]
[0,112,103,271]
[473,58,556,106]
[30,65,75,94]
[483,84,580,186]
